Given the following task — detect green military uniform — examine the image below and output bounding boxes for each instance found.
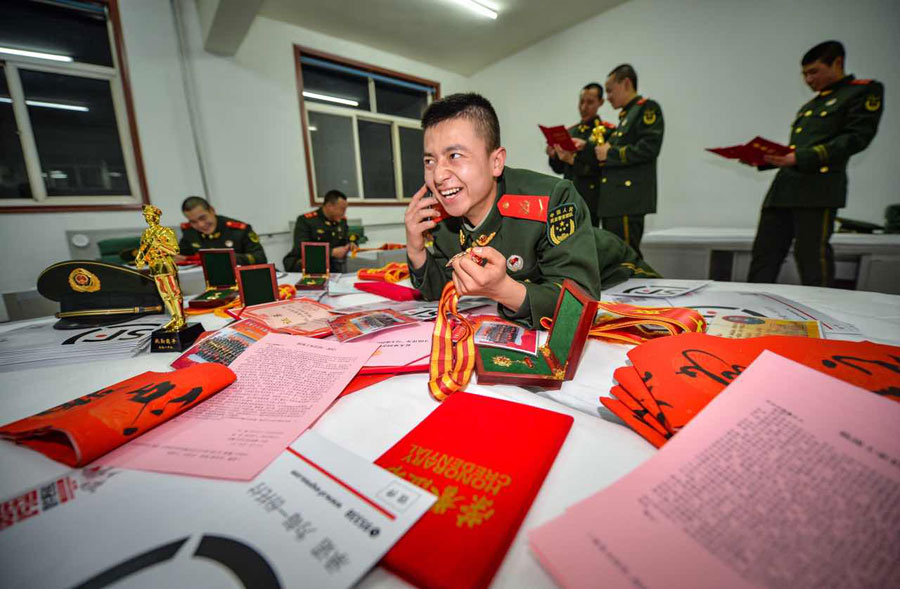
[601,95,665,255]
[548,116,616,227]
[749,75,884,286]
[283,207,351,272]
[178,215,266,266]
[410,167,659,328]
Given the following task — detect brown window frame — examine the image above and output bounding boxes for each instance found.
[293,45,440,208]
[0,0,149,214]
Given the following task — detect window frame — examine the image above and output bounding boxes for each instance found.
[293,45,440,207]
[0,0,149,214]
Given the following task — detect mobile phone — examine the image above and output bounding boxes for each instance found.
[426,191,449,224]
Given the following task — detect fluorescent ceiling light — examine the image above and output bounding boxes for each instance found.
[302,91,359,107]
[0,46,73,62]
[308,126,318,132]
[450,0,498,19]
[0,97,89,112]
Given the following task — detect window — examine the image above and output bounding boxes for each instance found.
[294,47,439,205]
[0,0,146,212]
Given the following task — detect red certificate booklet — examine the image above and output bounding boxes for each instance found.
[376,392,573,589]
[706,136,793,167]
[538,124,578,152]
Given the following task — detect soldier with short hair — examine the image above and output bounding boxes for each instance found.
[748,40,884,286]
[283,189,359,273]
[176,196,267,266]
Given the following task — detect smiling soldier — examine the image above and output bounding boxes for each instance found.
[405,93,658,328]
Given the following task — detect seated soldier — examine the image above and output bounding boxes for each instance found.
[176,196,267,265]
[406,93,658,328]
[283,189,359,273]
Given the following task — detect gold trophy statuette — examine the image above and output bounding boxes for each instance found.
[136,204,203,351]
[589,119,607,145]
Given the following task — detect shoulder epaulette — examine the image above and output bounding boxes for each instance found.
[180,222,191,230]
[225,220,247,230]
[303,211,318,219]
[637,97,648,105]
[851,79,873,85]
[497,194,550,223]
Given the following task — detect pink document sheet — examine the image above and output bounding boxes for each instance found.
[530,351,900,589]
[100,334,378,480]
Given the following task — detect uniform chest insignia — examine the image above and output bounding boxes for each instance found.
[459,230,466,247]
[865,94,882,112]
[498,194,550,222]
[225,240,234,248]
[249,231,260,243]
[547,203,576,246]
[643,109,657,125]
[578,124,589,133]
[506,254,524,272]
[825,98,837,106]
[475,232,496,247]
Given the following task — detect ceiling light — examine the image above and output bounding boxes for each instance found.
[308,126,318,132]
[450,0,498,19]
[0,97,89,112]
[0,46,73,62]
[302,91,359,107]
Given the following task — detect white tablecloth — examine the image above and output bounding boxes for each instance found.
[1,278,898,588]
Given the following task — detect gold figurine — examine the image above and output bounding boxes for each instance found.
[135,204,185,332]
[589,119,607,145]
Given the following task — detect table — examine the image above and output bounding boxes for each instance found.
[1,278,899,588]
[641,227,900,293]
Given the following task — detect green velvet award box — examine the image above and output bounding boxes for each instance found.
[475,279,598,389]
[187,249,238,309]
[237,263,278,307]
[294,242,330,291]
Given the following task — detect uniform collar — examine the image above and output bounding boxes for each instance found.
[620,94,643,117]
[317,207,334,226]
[459,176,504,248]
[819,75,854,96]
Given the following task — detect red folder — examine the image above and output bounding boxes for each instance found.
[376,392,573,589]
[706,136,793,167]
[538,124,578,152]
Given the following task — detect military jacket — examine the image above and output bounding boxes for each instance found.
[283,207,349,272]
[178,215,266,266]
[601,95,664,216]
[410,167,658,328]
[764,75,884,209]
[548,116,616,223]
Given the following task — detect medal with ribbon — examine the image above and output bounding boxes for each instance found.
[428,282,477,401]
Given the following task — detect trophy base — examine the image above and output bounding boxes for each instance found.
[151,322,204,353]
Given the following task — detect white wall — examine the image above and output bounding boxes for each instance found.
[468,0,899,232]
[177,2,469,235]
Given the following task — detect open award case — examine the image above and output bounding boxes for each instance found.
[188,248,239,309]
[237,263,278,307]
[294,242,330,290]
[475,279,598,390]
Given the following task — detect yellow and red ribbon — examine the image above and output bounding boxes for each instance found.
[541,301,706,345]
[428,282,476,401]
[357,262,409,283]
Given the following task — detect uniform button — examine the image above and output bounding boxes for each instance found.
[820,111,828,117]
[589,184,596,189]
[625,180,632,187]
[794,127,802,134]
[602,178,607,184]
[805,110,812,116]
[820,166,829,173]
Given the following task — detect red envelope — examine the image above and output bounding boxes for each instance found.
[376,392,573,589]
[628,334,900,434]
[0,364,235,466]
